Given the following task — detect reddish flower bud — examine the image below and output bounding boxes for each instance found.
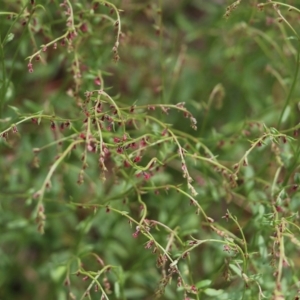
[140,138,147,147]
[134,156,141,163]
[124,160,130,168]
[94,77,101,86]
[145,240,154,249]
[191,285,197,293]
[80,23,88,32]
[161,128,168,136]
[132,230,140,238]
[27,62,33,73]
[96,103,102,113]
[64,278,70,286]
[116,147,123,154]
[143,172,151,180]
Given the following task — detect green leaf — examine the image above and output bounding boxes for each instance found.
[269,127,279,134]
[282,105,291,123]
[50,266,66,283]
[8,105,20,114]
[286,36,297,40]
[294,173,300,184]
[34,4,46,11]
[7,219,28,229]
[114,282,120,298]
[4,33,14,45]
[229,264,241,277]
[196,279,212,289]
[204,288,224,296]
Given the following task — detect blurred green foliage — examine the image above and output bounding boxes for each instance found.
[1,0,300,299]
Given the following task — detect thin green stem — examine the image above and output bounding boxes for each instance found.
[277,42,300,128]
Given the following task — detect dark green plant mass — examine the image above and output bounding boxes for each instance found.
[1,1,300,299]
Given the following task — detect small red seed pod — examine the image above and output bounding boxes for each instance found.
[50,121,56,130]
[1,132,8,139]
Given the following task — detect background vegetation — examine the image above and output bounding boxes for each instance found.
[1,0,300,299]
